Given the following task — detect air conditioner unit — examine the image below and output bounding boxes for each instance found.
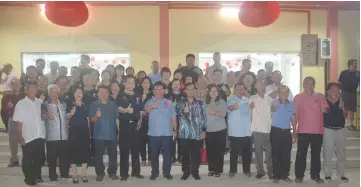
[319,38,331,59]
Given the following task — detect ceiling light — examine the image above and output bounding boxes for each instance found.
[220,7,240,17]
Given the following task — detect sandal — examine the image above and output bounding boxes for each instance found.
[73,176,79,184]
[81,176,88,183]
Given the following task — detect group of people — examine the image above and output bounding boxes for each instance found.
[0,53,358,186]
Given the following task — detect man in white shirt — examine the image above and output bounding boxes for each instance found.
[206,52,228,83]
[265,71,293,101]
[249,80,273,179]
[13,82,46,186]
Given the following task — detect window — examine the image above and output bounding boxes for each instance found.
[199,52,301,95]
[21,52,131,76]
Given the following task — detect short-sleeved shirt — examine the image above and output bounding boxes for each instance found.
[206,64,228,84]
[338,70,360,93]
[249,94,273,133]
[89,100,118,140]
[83,89,98,108]
[294,92,327,134]
[145,97,176,136]
[116,92,143,121]
[13,97,46,143]
[1,73,18,92]
[227,95,252,137]
[147,73,162,84]
[180,66,203,82]
[271,99,295,129]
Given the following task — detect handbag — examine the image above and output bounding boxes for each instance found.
[200,140,207,164]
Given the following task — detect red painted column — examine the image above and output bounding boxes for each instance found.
[159,4,169,67]
[326,8,339,82]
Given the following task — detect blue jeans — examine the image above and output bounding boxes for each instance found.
[94,139,117,176]
[148,136,173,176]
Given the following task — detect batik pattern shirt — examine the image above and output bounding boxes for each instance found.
[176,99,206,140]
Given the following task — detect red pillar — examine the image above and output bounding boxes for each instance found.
[326,8,339,82]
[159,4,169,67]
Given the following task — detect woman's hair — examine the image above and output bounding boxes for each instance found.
[91,69,100,81]
[240,72,257,95]
[101,70,111,77]
[325,82,340,97]
[69,86,83,104]
[205,83,220,104]
[138,76,153,94]
[169,78,181,93]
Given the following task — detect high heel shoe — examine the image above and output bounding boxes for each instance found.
[73,176,79,184]
[81,176,88,183]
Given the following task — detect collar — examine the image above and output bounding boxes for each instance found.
[278,99,290,104]
[302,92,316,96]
[25,96,36,103]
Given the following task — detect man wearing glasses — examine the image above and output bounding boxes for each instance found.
[144,81,177,180]
[176,83,206,180]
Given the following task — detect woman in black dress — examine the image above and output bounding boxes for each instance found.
[137,76,153,166]
[67,87,91,184]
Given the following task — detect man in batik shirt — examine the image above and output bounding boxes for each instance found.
[176,83,206,181]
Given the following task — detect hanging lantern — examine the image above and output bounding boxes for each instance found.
[238,1,280,28]
[90,56,95,61]
[121,60,127,64]
[237,58,242,62]
[226,61,231,65]
[90,64,94,68]
[45,1,89,27]
[258,61,262,65]
[247,55,251,60]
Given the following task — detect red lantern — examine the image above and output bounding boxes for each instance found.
[90,64,94,68]
[238,1,280,28]
[296,53,300,56]
[90,56,95,61]
[104,59,108,64]
[112,60,116,64]
[258,61,262,65]
[237,58,242,62]
[247,55,251,60]
[121,60,126,64]
[45,1,89,27]
[226,61,231,65]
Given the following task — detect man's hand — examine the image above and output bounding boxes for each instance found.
[70,106,76,116]
[126,104,134,114]
[96,108,101,117]
[249,101,255,109]
[19,136,25,146]
[201,132,206,140]
[152,100,159,109]
[292,132,298,144]
[184,103,189,113]
[173,131,177,140]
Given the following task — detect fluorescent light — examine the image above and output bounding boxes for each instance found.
[220,7,239,17]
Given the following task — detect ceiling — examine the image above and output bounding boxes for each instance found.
[0,1,359,10]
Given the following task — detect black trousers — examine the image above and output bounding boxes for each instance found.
[0,109,9,130]
[295,133,323,179]
[46,140,70,180]
[270,126,292,179]
[21,138,44,182]
[180,139,202,176]
[229,136,252,173]
[119,120,140,177]
[139,118,150,161]
[206,129,226,173]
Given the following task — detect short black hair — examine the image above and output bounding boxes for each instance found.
[326,82,340,91]
[348,59,357,67]
[126,66,135,73]
[213,52,221,56]
[71,66,79,71]
[242,59,251,65]
[184,82,196,89]
[161,67,171,76]
[115,64,125,71]
[36,58,45,65]
[234,82,245,90]
[26,65,37,72]
[186,54,195,60]
[153,81,167,89]
[258,69,266,73]
[98,84,110,92]
[101,70,111,76]
[55,76,67,83]
[174,69,181,75]
[124,74,135,82]
[213,69,222,75]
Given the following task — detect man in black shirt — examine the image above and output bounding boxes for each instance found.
[116,75,144,181]
[79,55,95,78]
[338,59,360,131]
[179,54,203,83]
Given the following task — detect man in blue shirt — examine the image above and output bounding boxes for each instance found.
[144,82,177,180]
[147,61,162,84]
[89,85,119,182]
[270,85,297,184]
[116,75,144,181]
[175,83,206,180]
[227,82,252,178]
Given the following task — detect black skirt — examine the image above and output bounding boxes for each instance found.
[68,124,91,165]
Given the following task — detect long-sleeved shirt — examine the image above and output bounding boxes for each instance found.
[175,99,206,140]
[204,99,227,132]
